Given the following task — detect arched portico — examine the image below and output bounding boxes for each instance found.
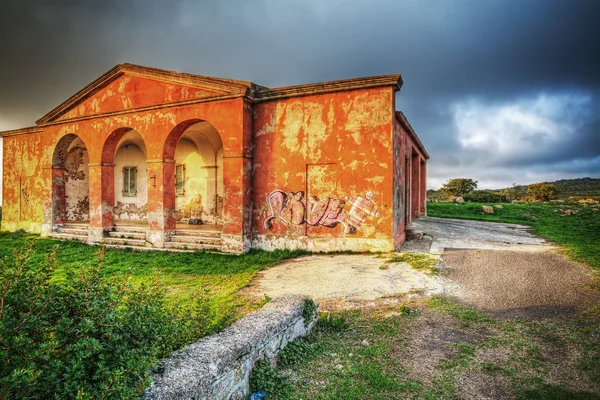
[100,128,149,224]
[161,120,224,231]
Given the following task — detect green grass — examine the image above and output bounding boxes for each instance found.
[427,201,600,270]
[259,299,600,399]
[387,252,440,275]
[0,231,305,326]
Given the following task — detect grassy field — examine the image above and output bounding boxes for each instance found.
[427,201,600,271]
[0,231,304,328]
[251,299,600,399]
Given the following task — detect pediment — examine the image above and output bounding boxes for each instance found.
[37,64,254,124]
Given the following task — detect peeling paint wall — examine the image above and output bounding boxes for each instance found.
[63,137,90,221]
[57,75,219,122]
[1,133,46,232]
[252,87,396,251]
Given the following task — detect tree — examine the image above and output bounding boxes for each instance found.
[503,183,524,201]
[440,178,478,198]
[526,183,558,202]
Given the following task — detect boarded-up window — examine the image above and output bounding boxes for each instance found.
[176,164,185,196]
[123,166,137,197]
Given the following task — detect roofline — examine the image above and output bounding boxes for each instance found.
[395,111,429,159]
[0,126,43,137]
[10,62,402,128]
[254,74,403,102]
[36,63,261,125]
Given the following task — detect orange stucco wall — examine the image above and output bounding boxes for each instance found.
[252,87,397,251]
[57,75,220,122]
[1,72,427,253]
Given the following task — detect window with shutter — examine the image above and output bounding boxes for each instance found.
[123,166,137,197]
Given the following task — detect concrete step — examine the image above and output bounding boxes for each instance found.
[50,232,88,243]
[112,225,147,234]
[63,223,90,230]
[103,244,194,253]
[170,235,222,245]
[57,227,88,235]
[107,231,146,240]
[164,242,221,251]
[173,229,222,238]
[101,237,147,247]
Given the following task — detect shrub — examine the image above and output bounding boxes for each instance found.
[463,190,508,203]
[249,359,293,398]
[0,243,211,399]
[527,183,559,202]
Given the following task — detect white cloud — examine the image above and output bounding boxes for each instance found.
[425,92,599,189]
[452,93,591,155]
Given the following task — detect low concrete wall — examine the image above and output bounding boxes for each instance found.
[144,295,318,400]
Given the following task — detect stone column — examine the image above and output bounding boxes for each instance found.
[146,159,175,248]
[88,163,115,243]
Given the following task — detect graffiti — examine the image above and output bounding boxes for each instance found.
[114,201,148,220]
[263,190,380,234]
[346,191,381,229]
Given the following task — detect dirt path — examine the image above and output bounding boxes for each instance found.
[442,248,600,320]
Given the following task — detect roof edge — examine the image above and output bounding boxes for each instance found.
[255,74,403,102]
[0,126,43,138]
[395,111,429,159]
[36,63,266,125]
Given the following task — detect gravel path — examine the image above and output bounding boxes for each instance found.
[443,248,600,319]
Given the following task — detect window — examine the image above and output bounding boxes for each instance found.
[123,166,137,197]
[175,164,185,195]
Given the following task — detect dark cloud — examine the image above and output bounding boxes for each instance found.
[1,0,599,192]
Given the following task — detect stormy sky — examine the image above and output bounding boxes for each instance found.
[1,0,599,202]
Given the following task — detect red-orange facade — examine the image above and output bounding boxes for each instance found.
[1,64,428,253]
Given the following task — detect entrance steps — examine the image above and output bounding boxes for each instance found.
[50,223,89,242]
[165,229,222,251]
[102,226,147,247]
[50,224,223,252]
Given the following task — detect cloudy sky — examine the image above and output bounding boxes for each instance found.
[1,0,599,202]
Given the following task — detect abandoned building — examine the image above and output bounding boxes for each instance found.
[0,64,428,253]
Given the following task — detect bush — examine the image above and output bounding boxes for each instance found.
[463,190,508,203]
[0,243,211,399]
[527,183,559,202]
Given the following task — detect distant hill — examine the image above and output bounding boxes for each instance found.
[428,177,600,201]
[500,177,600,200]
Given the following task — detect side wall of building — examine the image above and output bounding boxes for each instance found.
[392,118,427,247]
[251,87,396,252]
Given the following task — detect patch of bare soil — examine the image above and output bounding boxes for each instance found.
[394,309,509,394]
[241,254,446,310]
[442,249,600,320]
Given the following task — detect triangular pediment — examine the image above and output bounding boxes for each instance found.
[37,64,256,124]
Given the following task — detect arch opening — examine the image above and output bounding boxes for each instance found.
[51,134,90,226]
[107,129,149,222]
[166,121,224,229]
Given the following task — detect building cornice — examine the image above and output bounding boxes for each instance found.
[395,111,429,160]
[254,74,403,102]
[0,126,43,138]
